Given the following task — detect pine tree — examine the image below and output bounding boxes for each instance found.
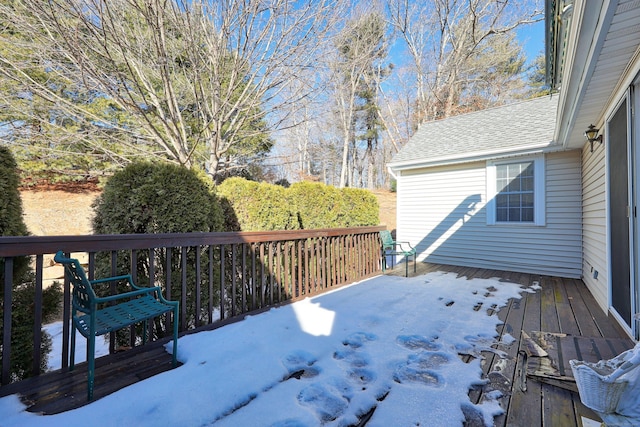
[0,146,62,382]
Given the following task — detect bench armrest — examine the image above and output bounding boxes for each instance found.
[389,241,415,253]
[90,275,175,306]
[93,286,161,305]
[91,274,146,290]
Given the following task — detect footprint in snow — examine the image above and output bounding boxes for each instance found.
[333,348,370,367]
[334,333,378,393]
[342,331,377,348]
[396,334,441,351]
[393,352,450,387]
[407,351,452,369]
[347,367,376,385]
[298,381,351,423]
[282,350,320,380]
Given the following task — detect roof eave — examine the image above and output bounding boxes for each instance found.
[388,142,564,172]
[553,2,614,149]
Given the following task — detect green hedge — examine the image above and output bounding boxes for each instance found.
[219,178,379,231]
[217,177,299,231]
[287,181,344,229]
[339,187,379,227]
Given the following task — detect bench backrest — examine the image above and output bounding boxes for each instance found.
[380,230,395,249]
[54,251,94,313]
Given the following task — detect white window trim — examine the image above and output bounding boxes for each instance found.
[486,154,546,226]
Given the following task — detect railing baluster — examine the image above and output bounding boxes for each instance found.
[260,243,266,308]
[219,244,225,321]
[32,254,44,376]
[297,240,303,298]
[268,242,274,305]
[61,252,71,369]
[165,247,172,332]
[251,244,257,310]
[232,244,237,317]
[240,244,245,313]
[195,248,201,328]
[276,242,282,303]
[130,250,138,347]
[208,246,213,323]
[180,247,187,330]
[2,257,14,385]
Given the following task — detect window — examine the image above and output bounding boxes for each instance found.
[487,155,545,225]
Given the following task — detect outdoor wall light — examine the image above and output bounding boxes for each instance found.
[585,124,603,152]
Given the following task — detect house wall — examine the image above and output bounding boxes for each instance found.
[581,142,608,312]
[396,150,583,278]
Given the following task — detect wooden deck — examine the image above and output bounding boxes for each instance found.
[1,263,635,426]
[391,262,635,427]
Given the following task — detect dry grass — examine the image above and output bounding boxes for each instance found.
[372,189,396,232]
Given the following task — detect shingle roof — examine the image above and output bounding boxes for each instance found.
[389,95,559,170]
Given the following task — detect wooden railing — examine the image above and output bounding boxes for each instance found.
[0,226,384,386]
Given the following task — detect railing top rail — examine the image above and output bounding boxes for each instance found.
[0,226,386,257]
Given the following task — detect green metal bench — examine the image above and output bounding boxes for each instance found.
[380,230,417,277]
[54,251,179,401]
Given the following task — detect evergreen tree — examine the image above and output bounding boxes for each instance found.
[333,10,390,188]
[527,53,552,97]
[0,146,62,382]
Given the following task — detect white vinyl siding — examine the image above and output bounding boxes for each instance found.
[396,151,582,278]
[581,140,609,312]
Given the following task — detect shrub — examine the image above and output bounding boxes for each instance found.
[339,187,379,227]
[286,181,345,229]
[217,177,298,231]
[92,162,225,234]
[285,182,380,229]
[0,147,29,238]
[0,146,62,382]
[92,162,226,338]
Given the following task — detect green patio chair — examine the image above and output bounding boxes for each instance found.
[380,230,417,277]
[54,251,179,401]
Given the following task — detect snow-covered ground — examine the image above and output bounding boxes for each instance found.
[1,271,536,426]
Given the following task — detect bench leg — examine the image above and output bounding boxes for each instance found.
[70,323,77,371]
[87,333,95,401]
[172,306,179,368]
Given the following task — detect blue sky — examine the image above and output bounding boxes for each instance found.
[518,19,545,64]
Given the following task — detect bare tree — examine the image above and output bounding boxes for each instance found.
[1,0,345,179]
[330,8,389,188]
[387,0,542,123]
